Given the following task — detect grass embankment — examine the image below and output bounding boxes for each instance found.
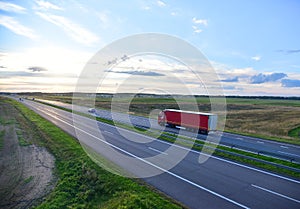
[289,127,300,138]
[35,99,300,178]
[4,98,181,208]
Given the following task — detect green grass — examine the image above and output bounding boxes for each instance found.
[0,130,4,150]
[16,129,31,146]
[4,98,181,208]
[18,137,31,146]
[288,126,300,138]
[0,117,16,125]
[24,176,34,184]
[225,97,300,107]
[34,99,300,178]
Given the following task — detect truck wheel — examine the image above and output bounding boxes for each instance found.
[199,130,208,135]
[168,123,175,128]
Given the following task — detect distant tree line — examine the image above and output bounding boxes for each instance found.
[1,92,299,100]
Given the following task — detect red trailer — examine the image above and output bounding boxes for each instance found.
[158,109,218,134]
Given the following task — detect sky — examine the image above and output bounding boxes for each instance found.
[0,0,300,96]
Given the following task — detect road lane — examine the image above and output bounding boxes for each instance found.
[21,99,300,209]
[35,99,300,162]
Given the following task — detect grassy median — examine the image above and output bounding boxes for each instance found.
[35,98,300,178]
[3,97,182,209]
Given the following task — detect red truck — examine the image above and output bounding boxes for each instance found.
[158,109,218,134]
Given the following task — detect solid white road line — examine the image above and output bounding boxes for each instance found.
[148,147,168,155]
[251,184,300,203]
[34,106,250,209]
[33,102,300,185]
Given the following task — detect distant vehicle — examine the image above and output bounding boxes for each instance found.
[88,108,96,113]
[158,109,218,134]
[19,98,23,101]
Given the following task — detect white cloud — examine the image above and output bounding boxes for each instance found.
[1,46,93,76]
[0,2,26,13]
[35,0,63,11]
[36,12,99,45]
[192,17,208,26]
[251,56,261,61]
[0,46,92,92]
[96,11,110,29]
[192,25,202,33]
[0,15,38,39]
[142,6,151,10]
[171,12,177,16]
[157,0,166,7]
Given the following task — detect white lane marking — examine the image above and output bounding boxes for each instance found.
[103,130,114,135]
[35,107,250,209]
[278,151,300,158]
[149,147,168,155]
[236,137,244,140]
[257,141,264,144]
[224,132,300,149]
[280,146,288,149]
[33,102,300,184]
[251,184,300,203]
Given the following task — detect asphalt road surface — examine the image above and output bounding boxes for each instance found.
[19,99,300,209]
[37,99,300,163]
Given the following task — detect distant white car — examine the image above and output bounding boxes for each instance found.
[88,108,96,113]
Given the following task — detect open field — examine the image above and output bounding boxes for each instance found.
[0,97,181,208]
[29,94,300,144]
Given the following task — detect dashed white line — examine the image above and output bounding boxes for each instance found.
[34,106,250,209]
[148,147,168,155]
[280,145,288,149]
[33,101,300,184]
[103,130,114,135]
[278,151,300,158]
[251,184,300,203]
[257,141,264,144]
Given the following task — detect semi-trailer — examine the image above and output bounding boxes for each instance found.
[158,109,218,134]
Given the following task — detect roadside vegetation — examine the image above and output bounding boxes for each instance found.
[31,93,300,145]
[2,97,182,208]
[0,98,55,208]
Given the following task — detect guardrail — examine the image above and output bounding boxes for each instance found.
[133,125,300,174]
[134,124,300,164]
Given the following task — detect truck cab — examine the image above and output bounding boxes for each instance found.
[158,111,165,126]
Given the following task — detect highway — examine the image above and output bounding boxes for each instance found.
[37,99,300,163]
[20,99,300,209]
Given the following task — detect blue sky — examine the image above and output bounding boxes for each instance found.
[0,0,300,96]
